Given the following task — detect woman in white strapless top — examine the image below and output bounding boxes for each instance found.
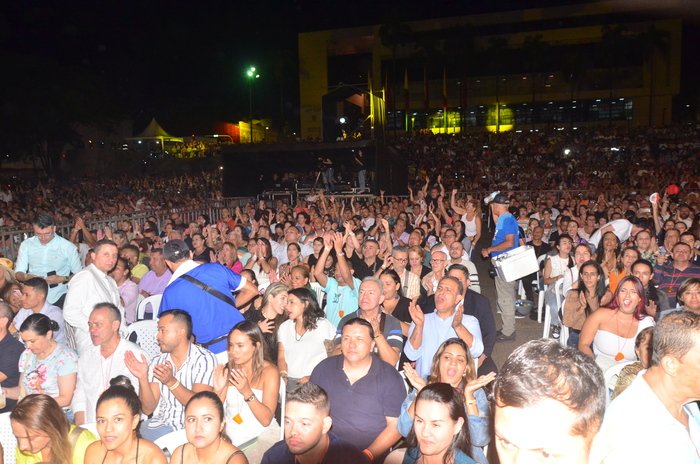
[212,320,281,463]
[578,276,655,371]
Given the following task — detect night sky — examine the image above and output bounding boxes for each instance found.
[0,0,690,136]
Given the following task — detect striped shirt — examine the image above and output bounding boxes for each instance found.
[334,310,404,354]
[654,262,700,306]
[147,343,217,429]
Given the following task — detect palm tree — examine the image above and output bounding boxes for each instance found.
[486,37,508,132]
[561,50,590,128]
[636,25,670,126]
[600,24,630,125]
[379,22,413,127]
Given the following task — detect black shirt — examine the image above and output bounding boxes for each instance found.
[350,251,383,280]
[0,332,24,412]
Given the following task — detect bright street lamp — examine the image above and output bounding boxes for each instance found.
[246,66,260,143]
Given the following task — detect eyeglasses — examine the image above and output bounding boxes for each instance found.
[393,258,408,262]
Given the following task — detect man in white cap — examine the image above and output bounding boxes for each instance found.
[481,192,519,341]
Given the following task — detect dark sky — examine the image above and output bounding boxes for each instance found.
[0,0,672,134]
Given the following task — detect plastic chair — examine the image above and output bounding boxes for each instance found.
[0,411,17,464]
[464,260,481,294]
[154,428,188,456]
[310,282,326,308]
[215,350,228,365]
[535,254,547,323]
[604,361,635,405]
[278,377,287,441]
[555,284,568,347]
[136,294,163,321]
[125,320,160,360]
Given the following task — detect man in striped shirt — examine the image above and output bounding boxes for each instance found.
[125,309,217,441]
[654,242,700,307]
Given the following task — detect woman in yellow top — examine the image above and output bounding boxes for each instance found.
[11,394,97,464]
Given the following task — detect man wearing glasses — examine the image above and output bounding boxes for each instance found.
[14,213,82,308]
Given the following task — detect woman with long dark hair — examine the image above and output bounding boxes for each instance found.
[578,276,655,371]
[277,287,334,391]
[398,338,494,464]
[386,383,477,464]
[595,231,621,282]
[212,321,280,462]
[562,260,613,348]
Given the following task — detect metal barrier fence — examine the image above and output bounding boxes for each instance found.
[0,197,252,261]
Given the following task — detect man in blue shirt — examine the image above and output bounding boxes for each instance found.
[158,240,258,353]
[261,383,370,464]
[14,213,83,307]
[481,193,519,341]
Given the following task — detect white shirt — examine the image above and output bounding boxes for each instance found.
[588,219,634,249]
[277,318,335,378]
[167,259,200,286]
[63,264,125,355]
[591,373,700,463]
[72,339,146,422]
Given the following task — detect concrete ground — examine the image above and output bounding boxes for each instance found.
[470,235,544,369]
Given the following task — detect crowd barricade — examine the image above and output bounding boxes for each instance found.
[0,198,252,261]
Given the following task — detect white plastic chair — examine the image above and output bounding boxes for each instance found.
[604,361,635,405]
[278,377,287,441]
[154,428,188,456]
[136,294,162,321]
[125,320,160,360]
[215,350,228,365]
[310,282,326,308]
[0,411,17,464]
[535,254,547,323]
[464,260,481,294]
[555,284,569,347]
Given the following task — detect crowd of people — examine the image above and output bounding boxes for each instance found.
[0,125,698,463]
[0,173,223,230]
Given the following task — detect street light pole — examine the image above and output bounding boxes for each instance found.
[246,66,260,143]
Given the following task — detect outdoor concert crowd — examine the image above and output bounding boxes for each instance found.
[0,125,698,464]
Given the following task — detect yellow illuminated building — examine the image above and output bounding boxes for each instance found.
[298,1,684,140]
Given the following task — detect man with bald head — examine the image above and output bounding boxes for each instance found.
[421,250,448,296]
[73,302,146,425]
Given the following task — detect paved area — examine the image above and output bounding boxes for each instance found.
[471,232,544,369]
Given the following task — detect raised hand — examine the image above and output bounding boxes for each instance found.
[124,351,150,380]
[402,363,426,390]
[212,364,229,393]
[451,304,464,329]
[332,232,345,252]
[464,372,497,397]
[408,298,424,326]
[228,368,252,395]
[153,361,175,386]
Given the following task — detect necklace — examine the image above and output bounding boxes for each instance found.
[294,324,306,341]
[614,312,635,362]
